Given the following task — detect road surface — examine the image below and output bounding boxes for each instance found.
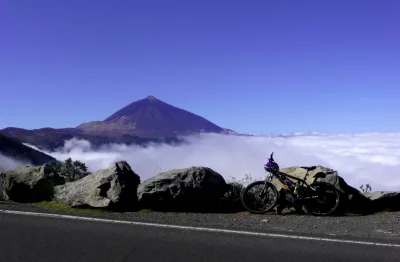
[0,211,399,261]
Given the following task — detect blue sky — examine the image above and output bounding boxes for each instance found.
[1,0,399,134]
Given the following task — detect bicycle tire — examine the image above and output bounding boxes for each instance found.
[241,181,279,214]
[302,182,340,216]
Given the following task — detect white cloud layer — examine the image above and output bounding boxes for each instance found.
[0,153,30,171]
[3,133,400,191]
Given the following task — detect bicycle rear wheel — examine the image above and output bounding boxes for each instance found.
[241,181,278,214]
[302,182,340,216]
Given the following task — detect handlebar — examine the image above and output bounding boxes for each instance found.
[268,152,275,162]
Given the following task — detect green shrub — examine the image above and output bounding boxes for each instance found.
[218,181,245,212]
[360,184,372,193]
[49,158,90,183]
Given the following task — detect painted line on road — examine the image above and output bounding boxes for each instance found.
[1,209,400,248]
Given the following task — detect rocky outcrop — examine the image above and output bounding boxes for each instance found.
[54,161,140,210]
[137,166,227,211]
[0,164,63,202]
[273,166,372,214]
[363,191,400,212]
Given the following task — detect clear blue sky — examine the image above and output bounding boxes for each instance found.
[1,0,399,134]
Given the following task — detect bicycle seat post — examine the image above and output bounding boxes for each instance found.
[303,170,310,180]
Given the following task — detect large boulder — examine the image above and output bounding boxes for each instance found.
[363,191,400,212]
[137,166,227,211]
[54,161,140,210]
[0,164,63,202]
[272,166,372,214]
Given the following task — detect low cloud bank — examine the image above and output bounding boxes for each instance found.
[35,133,400,191]
[2,133,399,191]
[0,154,30,171]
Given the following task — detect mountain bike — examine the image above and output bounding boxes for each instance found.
[241,152,341,216]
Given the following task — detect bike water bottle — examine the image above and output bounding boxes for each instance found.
[293,181,301,195]
[285,177,295,191]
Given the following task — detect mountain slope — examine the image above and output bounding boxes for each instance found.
[0,127,176,152]
[77,95,229,137]
[0,133,56,168]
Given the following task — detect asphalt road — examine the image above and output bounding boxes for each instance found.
[0,212,399,262]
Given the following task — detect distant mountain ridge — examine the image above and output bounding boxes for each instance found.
[257,132,327,138]
[0,133,55,168]
[0,95,236,151]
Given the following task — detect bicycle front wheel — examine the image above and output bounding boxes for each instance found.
[241,181,279,214]
[302,182,340,216]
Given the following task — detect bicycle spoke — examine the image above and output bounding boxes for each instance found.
[241,181,278,214]
[302,182,340,216]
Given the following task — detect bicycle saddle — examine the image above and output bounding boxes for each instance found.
[300,166,317,171]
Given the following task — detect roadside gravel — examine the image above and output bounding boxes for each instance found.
[1,201,400,243]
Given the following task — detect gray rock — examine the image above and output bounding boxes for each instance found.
[363,191,400,212]
[0,164,63,202]
[0,175,4,200]
[275,166,343,195]
[137,166,227,211]
[274,166,341,192]
[274,166,371,214]
[54,161,140,210]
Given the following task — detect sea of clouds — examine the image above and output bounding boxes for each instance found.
[3,133,400,191]
[0,153,28,171]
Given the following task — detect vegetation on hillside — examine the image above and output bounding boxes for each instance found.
[49,158,90,183]
[360,184,372,193]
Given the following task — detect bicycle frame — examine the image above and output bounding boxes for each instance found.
[262,152,322,198]
[266,170,316,194]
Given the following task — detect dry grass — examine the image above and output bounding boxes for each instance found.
[35,201,110,214]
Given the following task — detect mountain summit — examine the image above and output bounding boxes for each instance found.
[144,95,158,100]
[76,96,228,137]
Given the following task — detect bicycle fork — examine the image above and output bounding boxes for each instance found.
[258,180,271,198]
[259,182,267,197]
[258,173,276,198]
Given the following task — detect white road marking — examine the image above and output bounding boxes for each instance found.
[1,209,400,248]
